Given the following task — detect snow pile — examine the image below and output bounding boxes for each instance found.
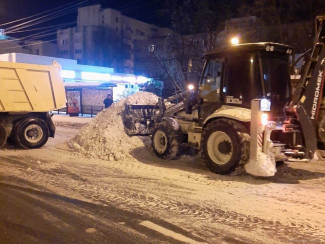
[69,92,159,161]
[245,151,277,177]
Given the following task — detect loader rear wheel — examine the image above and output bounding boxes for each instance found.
[13,118,49,149]
[202,119,249,174]
[0,123,7,149]
[152,120,183,159]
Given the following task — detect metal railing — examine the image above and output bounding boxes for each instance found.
[53,105,104,117]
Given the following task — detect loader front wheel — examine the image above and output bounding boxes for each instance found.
[202,120,249,174]
[152,120,182,159]
[14,118,49,149]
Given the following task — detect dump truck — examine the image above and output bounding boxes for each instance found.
[0,61,66,149]
[123,16,325,176]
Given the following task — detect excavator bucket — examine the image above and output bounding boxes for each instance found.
[122,104,160,136]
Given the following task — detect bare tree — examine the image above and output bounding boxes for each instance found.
[145,0,231,94]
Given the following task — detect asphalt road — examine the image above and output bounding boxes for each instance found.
[1,122,324,244]
[0,143,206,244]
[0,178,204,244]
[0,125,205,244]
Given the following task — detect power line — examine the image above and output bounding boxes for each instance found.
[6,22,76,34]
[0,0,91,27]
[4,1,89,32]
[1,39,57,50]
[3,0,98,36]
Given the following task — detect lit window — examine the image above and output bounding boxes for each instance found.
[81,72,111,81]
[148,45,155,52]
[61,70,76,79]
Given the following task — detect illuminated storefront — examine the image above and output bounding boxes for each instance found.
[0,53,156,115]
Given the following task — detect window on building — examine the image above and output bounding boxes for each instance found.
[169,43,176,50]
[59,50,69,55]
[102,16,105,24]
[116,17,119,23]
[148,44,155,52]
[116,27,118,32]
[36,49,40,55]
[61,39,69,45]
[75,49,82,54]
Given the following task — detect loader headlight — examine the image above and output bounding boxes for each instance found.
[260,98,271,112]
[266,45,274,51]
[286,49,293,54]
[187,84,195,90]
[261,113,268,126]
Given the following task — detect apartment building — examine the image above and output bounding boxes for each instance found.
[216,16,260,46]
[0,37,57,57]
[57,4,171,73]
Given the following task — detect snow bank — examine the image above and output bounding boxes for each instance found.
[245,151,277,177]
[69,92,159,161]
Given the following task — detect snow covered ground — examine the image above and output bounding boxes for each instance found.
[0,93,325,243]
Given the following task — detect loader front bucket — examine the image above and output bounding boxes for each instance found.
[122,104,160,136]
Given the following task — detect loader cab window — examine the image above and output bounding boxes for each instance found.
[260,53,290,101]
[259,52,291,118]
[200,59,223,102]
[199,58,224,121]
[224,52,262,108]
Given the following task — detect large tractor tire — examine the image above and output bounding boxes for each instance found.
[202,119,249,174]
[152,120,183,159]
[12,117,49,149]
[0,123,7,149]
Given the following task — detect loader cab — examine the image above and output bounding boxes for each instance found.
[199,43,292,121]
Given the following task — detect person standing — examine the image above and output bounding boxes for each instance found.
[103,94,113,108]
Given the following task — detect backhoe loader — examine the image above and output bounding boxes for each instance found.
[123,16,325,176]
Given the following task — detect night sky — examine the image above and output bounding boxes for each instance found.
[0,0,164,27]
[1,0,324,43]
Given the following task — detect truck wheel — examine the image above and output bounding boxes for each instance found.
[0,123,7,149]
[202,119,249,174]
[152,120,183,159]
[13,118,49,149]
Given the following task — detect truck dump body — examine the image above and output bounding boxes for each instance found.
[0,61,66,112]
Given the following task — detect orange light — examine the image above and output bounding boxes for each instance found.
[261,113,268,126]
[230,37,239,45]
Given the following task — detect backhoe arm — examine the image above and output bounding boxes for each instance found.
[290,16,325,157]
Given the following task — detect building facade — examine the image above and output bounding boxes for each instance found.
[0,29,57,57]
[57,4,171,73]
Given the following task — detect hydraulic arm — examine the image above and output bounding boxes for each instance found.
[289,16,325,158]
